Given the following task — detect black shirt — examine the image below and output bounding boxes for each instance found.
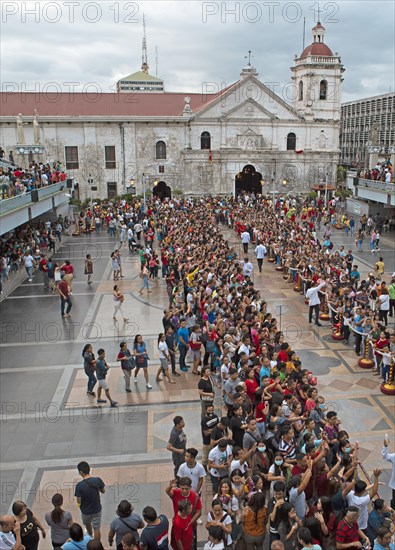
[230,416,246,447]
[198,377,214,400]
[201,413,219,445]
[19,509,39,550]
[74,477,105,514]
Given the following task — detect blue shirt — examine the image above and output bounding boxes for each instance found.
[178,327,189,347]
[259,365,270,386]
[62,535,91,550]
[95,358,108,380]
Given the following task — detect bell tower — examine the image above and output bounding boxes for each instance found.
[291,22,345,121]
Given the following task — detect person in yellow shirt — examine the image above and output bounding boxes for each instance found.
[187,265,199,285]
[375,257,385,280]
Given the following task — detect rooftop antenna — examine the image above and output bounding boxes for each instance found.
[141,13,148,71]
[302,16,306,50]
[245,50,253,66]
[155,45,158,76]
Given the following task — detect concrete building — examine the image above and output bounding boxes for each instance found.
[0,22,344,200]
[340,92,395,169]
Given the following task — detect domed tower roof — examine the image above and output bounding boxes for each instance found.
[300,21,334,58]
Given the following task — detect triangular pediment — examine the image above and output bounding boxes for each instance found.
[193,75,302,121]
[223,98,277,121]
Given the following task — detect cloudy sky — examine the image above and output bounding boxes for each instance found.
[1,0,394,103]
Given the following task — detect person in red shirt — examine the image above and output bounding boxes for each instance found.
[171,499,193,550]
[58,275,72,317]
[60,260,74,290]
[39,254,49,289]
[165,477,202,526]
[245,368,260,405]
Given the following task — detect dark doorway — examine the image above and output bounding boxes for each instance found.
[152,180,172,201]
[235,165,263,196]
[107,181,117,199]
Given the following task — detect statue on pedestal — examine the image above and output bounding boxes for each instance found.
[16,113,26,144]
[33,109,41,144]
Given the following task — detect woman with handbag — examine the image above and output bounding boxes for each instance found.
[133,334,152,389]
[108,500,144,550]
[84,254,93,285]
[117,341,135,393]
[82,343,97,397]
[157,333,176,384]
[198,366,215,416]
[113,285,129,323]
[53,262,62,293]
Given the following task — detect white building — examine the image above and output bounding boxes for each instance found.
[0,22,344,199]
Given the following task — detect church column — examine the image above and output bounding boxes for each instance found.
[271,122,278,150]
[220,118,226,148]
[305,125,312,150]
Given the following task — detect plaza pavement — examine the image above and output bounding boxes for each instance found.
[0,226,394,547]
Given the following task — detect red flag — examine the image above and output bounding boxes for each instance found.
[295,150,304,154]
[209,149,213,162]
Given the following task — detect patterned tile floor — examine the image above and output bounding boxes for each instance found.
[0,231,394,549]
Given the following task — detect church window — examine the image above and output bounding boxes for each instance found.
[201,131,211,150]
[299,81,303,101]
[156,141,166,160]
[65,146,79,170]
[320,80,327,100]
[286,132,296,151]
[105,146,116,169]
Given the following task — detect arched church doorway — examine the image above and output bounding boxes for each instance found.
[235,165,263,196]
[152,180,172,201]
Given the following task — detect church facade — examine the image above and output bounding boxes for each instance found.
[0,23,344,199]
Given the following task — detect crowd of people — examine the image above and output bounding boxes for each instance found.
[1,193,394,550]
[358,160,393,184]
[0,216,71,294]
[0,153,68,200]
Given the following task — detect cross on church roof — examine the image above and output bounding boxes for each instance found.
[245,50,253,65]
[310,2,321,23]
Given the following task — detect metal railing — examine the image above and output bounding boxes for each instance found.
[357,178,394,192]
[0,193,32,215]
[37,181,66,199]
[0,182,67,216]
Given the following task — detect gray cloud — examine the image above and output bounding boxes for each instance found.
[1,0,394,101]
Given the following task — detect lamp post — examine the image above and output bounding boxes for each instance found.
[142,172,146,211]
[88,174,93,210]
[271,158,277,211]
[324,173,328,209]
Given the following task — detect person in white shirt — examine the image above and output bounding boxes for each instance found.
[382,436,395,509]
[255,242,267,273]
[208,441,233,493]
[134,223,142,241]
[346,469,381,530]
[242,258,253,278]
[177,448,206,493]
[305,280,326,326]
[23,251,35,282]
[241,230,251,253]
[0,515,22,550]
[157,333,176,385]
[204,525,225,550]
